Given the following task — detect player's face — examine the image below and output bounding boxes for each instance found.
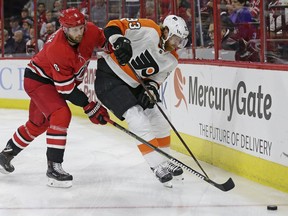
[67,25,85,43]
[167,35,182,50]
[164,34,182,51]
[162,28,187,51]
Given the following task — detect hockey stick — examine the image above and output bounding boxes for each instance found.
[104,117,235,192]
[128,63,209,178]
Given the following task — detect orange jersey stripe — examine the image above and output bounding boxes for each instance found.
[110,53,139,82]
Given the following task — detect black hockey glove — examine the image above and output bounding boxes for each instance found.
[113,37,132,66]
[138,81,160,110]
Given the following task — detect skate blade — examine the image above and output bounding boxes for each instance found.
[173,174,184,181]
[47,178,72,188]
[163,181,173,188]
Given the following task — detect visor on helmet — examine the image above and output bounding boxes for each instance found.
[169,34,188,49]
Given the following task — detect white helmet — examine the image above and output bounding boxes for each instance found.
[163,15,189,39]
[162,15,189,49]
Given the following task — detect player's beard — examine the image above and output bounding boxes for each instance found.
[164,41,175,52]
[67,34,83,44]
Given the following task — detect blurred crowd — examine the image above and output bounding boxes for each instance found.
[1,0,288,62]
[1,0,61,57]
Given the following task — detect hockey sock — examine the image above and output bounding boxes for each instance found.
[11,124,36,153]
[46,126,67,163]
[157,136,171,154]
[138,138,166,168]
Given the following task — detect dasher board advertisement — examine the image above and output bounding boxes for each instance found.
[169,64,288,167]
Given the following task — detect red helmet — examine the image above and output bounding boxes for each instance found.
[59,8,85,28]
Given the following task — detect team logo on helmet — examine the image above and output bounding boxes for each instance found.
[163,15,189,39]
[59,8,86,28]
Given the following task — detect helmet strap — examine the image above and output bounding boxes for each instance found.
[160,27,171,50]
[161,36,169,50]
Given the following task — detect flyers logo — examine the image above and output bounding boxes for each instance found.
[131,50,159,77]
[174,67,187,110]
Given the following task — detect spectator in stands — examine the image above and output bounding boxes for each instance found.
[108,1,121,20]
[178,0,192,47]
[52,0,62,24]
[159,0,170,21]
[126,0,140,18]
[229,0,256,41]
[249,0,260,20]
[20,8,33,27]
[37,2,47,34]
[178,0,192,23]
[209,12,237,48]
[208,12,259,62]
[40,10,59,37]
[145,0,156,21]
[26,28,44,56]
[91,0,107,28]
[267,0,288,34]
[53,0,62,13]
[12,30,27,55]
[23,0,35,16]
[41,22,56,42]
[22,19,33,42]
[9,16,22,37]
[0,29,14,56]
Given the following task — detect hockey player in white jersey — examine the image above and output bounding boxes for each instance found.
[95,15,189,187]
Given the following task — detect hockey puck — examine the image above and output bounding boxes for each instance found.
[267,205,277,210]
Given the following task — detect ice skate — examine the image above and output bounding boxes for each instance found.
[46,161,73,188]
[152,162,173,188]
[0,145,15,174]
[165,161,184,180]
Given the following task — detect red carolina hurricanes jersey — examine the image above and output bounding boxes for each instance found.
[27,22,105,94]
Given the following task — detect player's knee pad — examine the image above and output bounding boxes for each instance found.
[49,106,72,129]
[26,119,49,137]
[123,105,154,141]
[144,105,170,138]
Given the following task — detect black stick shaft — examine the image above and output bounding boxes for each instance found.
[128,63,209,178]
[105,117,235,192]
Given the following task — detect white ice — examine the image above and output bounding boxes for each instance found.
[0,109,287,216]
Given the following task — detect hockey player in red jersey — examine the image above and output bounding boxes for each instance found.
[0,8,109,188]
[95,15,189,187]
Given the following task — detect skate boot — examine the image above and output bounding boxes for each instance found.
[0,144,15,174]
[46,161,73,188]
[152,162,173,188]
[165,161,184,180]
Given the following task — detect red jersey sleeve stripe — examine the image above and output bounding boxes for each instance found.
[28,61,51,79]
[55,83,75,94]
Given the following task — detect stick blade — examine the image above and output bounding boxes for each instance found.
[207,177,235,192]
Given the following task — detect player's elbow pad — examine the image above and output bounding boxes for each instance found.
[104,26,122,42]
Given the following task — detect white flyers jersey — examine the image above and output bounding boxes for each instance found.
[102,18,179,88]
